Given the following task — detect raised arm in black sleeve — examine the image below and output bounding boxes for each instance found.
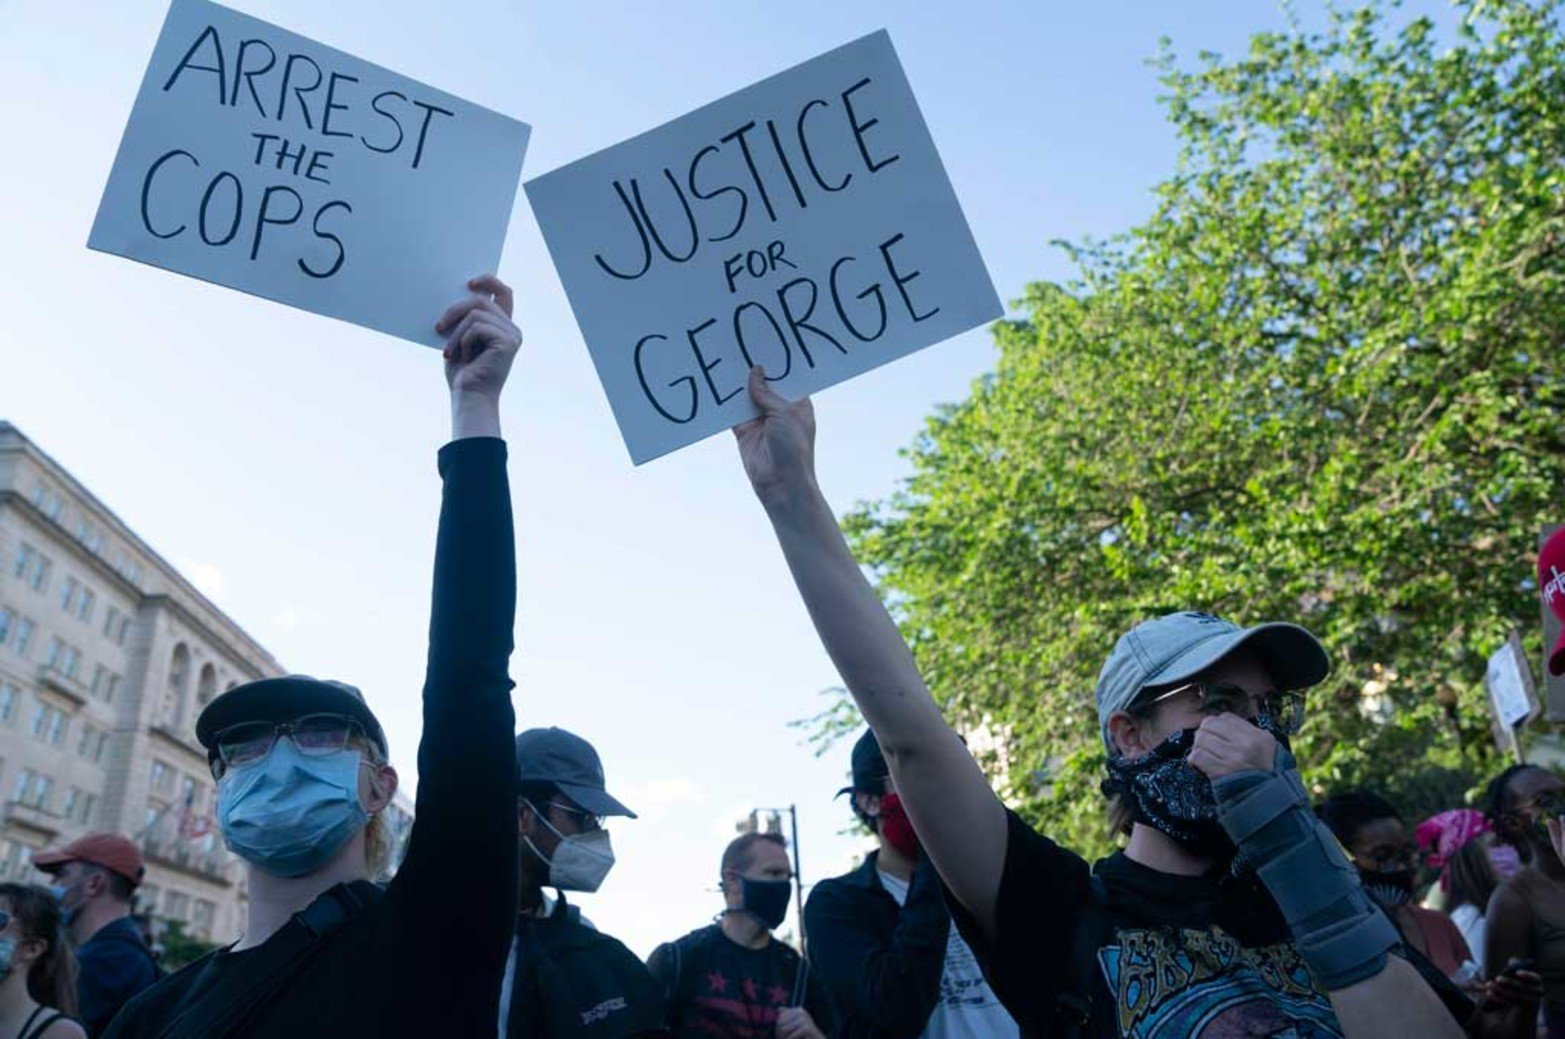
[389,437,519,1007]
[805,857,950,1039]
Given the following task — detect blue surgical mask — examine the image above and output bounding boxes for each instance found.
[218,742,368,878]
[0,937,16,978]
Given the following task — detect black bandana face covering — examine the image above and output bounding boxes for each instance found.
[1103,714,1292,864]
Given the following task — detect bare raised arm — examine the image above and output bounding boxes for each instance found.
[734,368,1008,934]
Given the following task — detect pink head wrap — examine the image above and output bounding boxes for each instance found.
[1415,809,1491,889]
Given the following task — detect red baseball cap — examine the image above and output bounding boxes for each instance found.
[32,833,144,886]
[1539,528,1565,675]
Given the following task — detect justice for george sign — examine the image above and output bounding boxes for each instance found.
[88,0,530,347]
[526,31,1002,464]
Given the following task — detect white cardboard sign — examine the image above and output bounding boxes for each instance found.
[89,0,531,347]
[526,30,1001,464]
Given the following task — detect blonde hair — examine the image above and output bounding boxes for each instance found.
[350,733,396,881]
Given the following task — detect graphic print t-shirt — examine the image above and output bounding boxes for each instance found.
[649,926,835,1039]
[877,870,1019,1039]
[952,812,1468,1039]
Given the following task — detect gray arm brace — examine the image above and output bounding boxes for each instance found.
[1213,749,1400,991]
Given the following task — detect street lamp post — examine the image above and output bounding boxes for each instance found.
[738,803,805,949]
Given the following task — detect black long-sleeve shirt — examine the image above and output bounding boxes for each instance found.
[803,852,949,1039]
[105,437,518,1038]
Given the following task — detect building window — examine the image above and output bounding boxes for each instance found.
[44,640,81,680]
[150,760,174,797]
[0,608,10,646]
[12,545,50,593]
[78,793,96,826]
[30,703,67,746]
[0,842,25,880]
[116,616,131,646]
[164,891,190,921]
[102,607,119,638]
[90,666,121,703]
[12,619,34,659]
[77,590,94,624]
[193,899,216,936]
[60,578,79,615]
[13,770,51,810]
[138,884,160,917]
[196,665,217,710]
[62,788,79,819]
[0,685,16,723]
[164,645,190,729]
[77,723,97,758]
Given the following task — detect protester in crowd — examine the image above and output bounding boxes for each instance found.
[648,832,833,1039]
[0,884,85,1039]
[103,275,522,1038]
[29,835,157,1038]
[1418,809,1504,975]
[805,730,1016,1039]
[1486,763,1565,1035]
[729,368,1543,1039]
[1317,790,1475,979]
[501,726,664,1039]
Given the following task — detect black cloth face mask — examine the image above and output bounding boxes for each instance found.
[738,877,792,930]
[1103,714,1293,865]
[1359,868,1415,907]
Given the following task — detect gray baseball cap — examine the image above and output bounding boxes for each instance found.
[515,727,636,819]
[1094,611,1329,753]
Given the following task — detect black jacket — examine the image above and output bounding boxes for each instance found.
[507,893,666,1039]
[803,852,949,1039]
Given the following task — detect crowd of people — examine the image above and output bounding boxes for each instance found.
[1,279,1561,1039]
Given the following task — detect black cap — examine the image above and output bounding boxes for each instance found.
[836,730,890,798]
[196,675,387,758]
[515,727,636,819]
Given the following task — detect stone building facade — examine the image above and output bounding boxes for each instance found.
[0,420,281,943]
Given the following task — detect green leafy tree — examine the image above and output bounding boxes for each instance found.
[836,0,1565,859]
[157,918,220,972]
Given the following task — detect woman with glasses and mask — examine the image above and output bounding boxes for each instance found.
[1317,790,1474,980]
[1486,764,1565,1036]
[729,369,1507,1039]
[0,884,84,1039]
[103,276,522,1039]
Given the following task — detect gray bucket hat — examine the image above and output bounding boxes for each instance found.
[1094,611,1329,753]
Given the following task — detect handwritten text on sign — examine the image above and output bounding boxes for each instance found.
[526,31,1001,464]
[89,0,530,346]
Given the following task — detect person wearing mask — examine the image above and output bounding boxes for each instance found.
[1417,809,1507,976]
[805,730,1016,1039]
[727,367,1538,1039]
[30,835,156,1037]
[1485,763,1565,1035]
[1316,790,1474,980]
[0,884,85,1039]
[501,726,664,1039]
[649,833,833,1039]
[103,275,522,1038]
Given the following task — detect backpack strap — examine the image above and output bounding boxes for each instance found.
[153,881,381,1039]
[1054,873,1110,1038]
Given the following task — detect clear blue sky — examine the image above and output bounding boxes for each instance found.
[0,0,1458,955]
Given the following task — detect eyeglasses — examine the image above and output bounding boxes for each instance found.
[1144,681,1306,735]
[211,713,364,780]
[544,801,604,832]
[1503,788,1565,826]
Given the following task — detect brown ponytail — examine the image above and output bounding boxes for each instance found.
[0,883,78,1017]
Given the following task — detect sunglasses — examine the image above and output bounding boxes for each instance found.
[210,713,365,780]
[1143,680,1306,736]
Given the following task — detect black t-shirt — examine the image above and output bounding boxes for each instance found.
[951,811,1471,1039]
[648,925,836,1039]
[103,439,519,1039]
